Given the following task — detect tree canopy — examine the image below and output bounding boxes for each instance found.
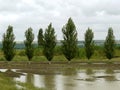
[2,25,16,61]
[24,27,34,61]
[43,23,56,62]
[61,18,78,61]
[104,27,115,60]
[84,28,94,60]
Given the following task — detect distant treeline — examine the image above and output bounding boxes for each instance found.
[0,40,120,49]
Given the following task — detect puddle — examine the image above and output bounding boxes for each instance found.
[0,68,120,90]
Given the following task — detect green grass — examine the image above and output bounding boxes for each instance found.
[0,73,17,90]
[0,72,46,90]
[0,47,120,62]
[17,82,46,90]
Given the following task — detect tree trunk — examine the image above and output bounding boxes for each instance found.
[68,61,71,64]
[48,61,51,64]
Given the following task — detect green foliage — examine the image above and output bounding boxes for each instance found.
[104,27,115,60]
[93,46,105,59]
[2,25,16,61]
[34,47,43,56]
[18,50,26,56]
[43,23,56,61]
[0,57,5,61]
[54,46,63,55]
[61,18,78,61]
[38,28,44,47]
[24,27,34,61]
[84,28,94,60]
[77,48,86,59]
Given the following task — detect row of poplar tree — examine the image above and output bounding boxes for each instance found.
[2,18,115,62]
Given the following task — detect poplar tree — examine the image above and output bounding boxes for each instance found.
[43,23,56,63]
[104,27,115,60]
[2,25,16,61]
[38,28,44,47]
[84,28,94,60]
[24,27,34,61]
[61,18,78,62]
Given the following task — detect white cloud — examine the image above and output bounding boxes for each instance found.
[0,14,19,22]
[0,0,120,41]
[96,11,106,16]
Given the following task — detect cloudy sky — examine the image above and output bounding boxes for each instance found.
[0,0,120,41]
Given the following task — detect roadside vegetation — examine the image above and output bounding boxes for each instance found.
[0,17,120,63]
[84,28,94,60]
[0,46,120,62]
[42,23,56,63]
[24,27,34,61]
[62,18,78,62]
[2,25,16,61]
[104,27,115,60]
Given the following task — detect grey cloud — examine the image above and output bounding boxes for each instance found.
[0,0,120,40]
[80,0,120,16]
[0,0,38,14]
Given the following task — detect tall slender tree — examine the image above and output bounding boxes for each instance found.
[38,28,44,47]
[43,23,56,63]
[2,25,16,61]
[104,27,115,60]
[61,18,78,62]
[84,28,94,60]
[24,27,34,61]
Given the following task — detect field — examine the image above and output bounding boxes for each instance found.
[0,46,120,90]
[0,40,120,62]
[0,45,120,62]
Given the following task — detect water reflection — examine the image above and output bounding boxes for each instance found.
[15,75,26,83]
[62,68,77,76]
[44,75,55,90]
[0,68,120,90]
[34,74,45,88]
[26,73,34,84]
[105,68,116,81]
[106,68,114,74]
[86,68,94,75]
[55,75,64,90]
